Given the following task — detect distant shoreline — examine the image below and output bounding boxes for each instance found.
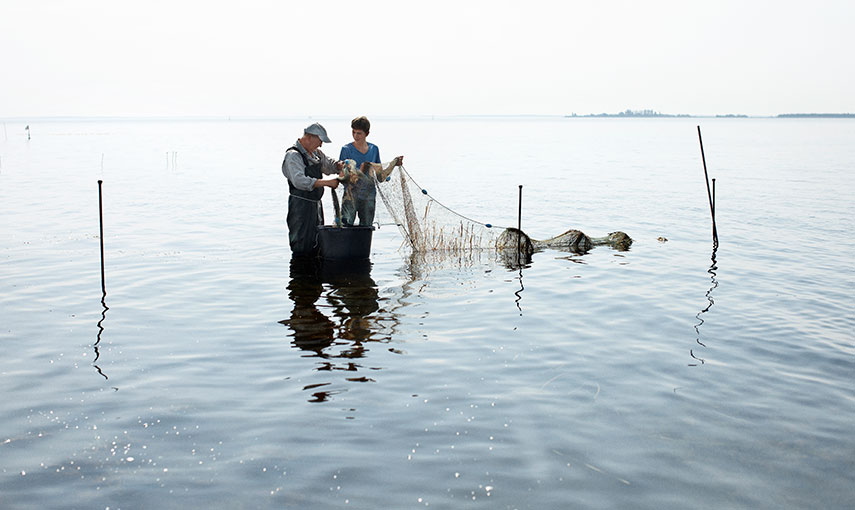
[775,113,855,118]
[565,110,854,119]
[1,112,853,122]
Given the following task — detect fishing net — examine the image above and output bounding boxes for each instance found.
[373,164,524,254]
[351,162,631,262]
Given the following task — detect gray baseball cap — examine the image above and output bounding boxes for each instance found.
[304,123,331,143]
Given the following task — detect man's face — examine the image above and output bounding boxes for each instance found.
[304,134,322,152]
[352,129,367,143]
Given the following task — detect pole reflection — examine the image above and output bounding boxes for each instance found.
[93,290,109,380]
[514,267,525,315]
[402,248,528,316]
[691,243,718,366]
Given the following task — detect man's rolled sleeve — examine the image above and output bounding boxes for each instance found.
[282,151,317,192]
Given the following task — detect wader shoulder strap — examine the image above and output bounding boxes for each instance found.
[286,145,323,201]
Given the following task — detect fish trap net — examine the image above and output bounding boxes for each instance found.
[372,164,629,260]
[374,164,521,254]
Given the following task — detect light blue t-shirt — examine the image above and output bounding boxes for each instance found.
[339,142,381,168]
[339,143,381,199]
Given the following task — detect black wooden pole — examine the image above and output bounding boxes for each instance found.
[712,178,716,217]
[98,180,106,294]
[517,185,523,263]
[697,126,718,243]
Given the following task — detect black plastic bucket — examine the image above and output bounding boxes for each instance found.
[317,226,374,260]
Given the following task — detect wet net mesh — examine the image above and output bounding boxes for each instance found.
[337,162,631,261]
[373,164,518,253]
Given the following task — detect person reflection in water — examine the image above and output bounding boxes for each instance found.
[281,257,336,354]
[279,258,382,403]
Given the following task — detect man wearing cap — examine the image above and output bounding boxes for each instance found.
[282,123,343,257]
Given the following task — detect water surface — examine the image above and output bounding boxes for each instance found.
[1,117,853,509]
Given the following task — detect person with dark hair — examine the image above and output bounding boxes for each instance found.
[282,123,343,257]
[338,116,402,226]
[340,117,378,168]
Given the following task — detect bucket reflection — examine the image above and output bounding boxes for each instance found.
[280,257,384,403]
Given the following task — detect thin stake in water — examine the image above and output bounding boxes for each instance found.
[98,180,106,294]
[517,185,523,264]
[712,178,716,218]
[696,126,718,244]
[94,180,110,380]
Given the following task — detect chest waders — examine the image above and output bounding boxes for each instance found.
[285,146,325,257]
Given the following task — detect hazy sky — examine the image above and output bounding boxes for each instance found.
[1,0,852,118]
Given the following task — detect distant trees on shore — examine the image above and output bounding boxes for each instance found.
[565,110,853,118]
[777,113,854,118]
[567,109,691,118]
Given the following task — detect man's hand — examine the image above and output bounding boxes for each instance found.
[315,178,339,189]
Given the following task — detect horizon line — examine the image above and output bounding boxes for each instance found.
[1,112,853,122]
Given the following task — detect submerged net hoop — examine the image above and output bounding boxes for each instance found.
[374,164,509,253]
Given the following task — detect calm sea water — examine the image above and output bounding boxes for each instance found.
[1,117,853,509]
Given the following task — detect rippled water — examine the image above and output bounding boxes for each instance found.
[1,117,853,509]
